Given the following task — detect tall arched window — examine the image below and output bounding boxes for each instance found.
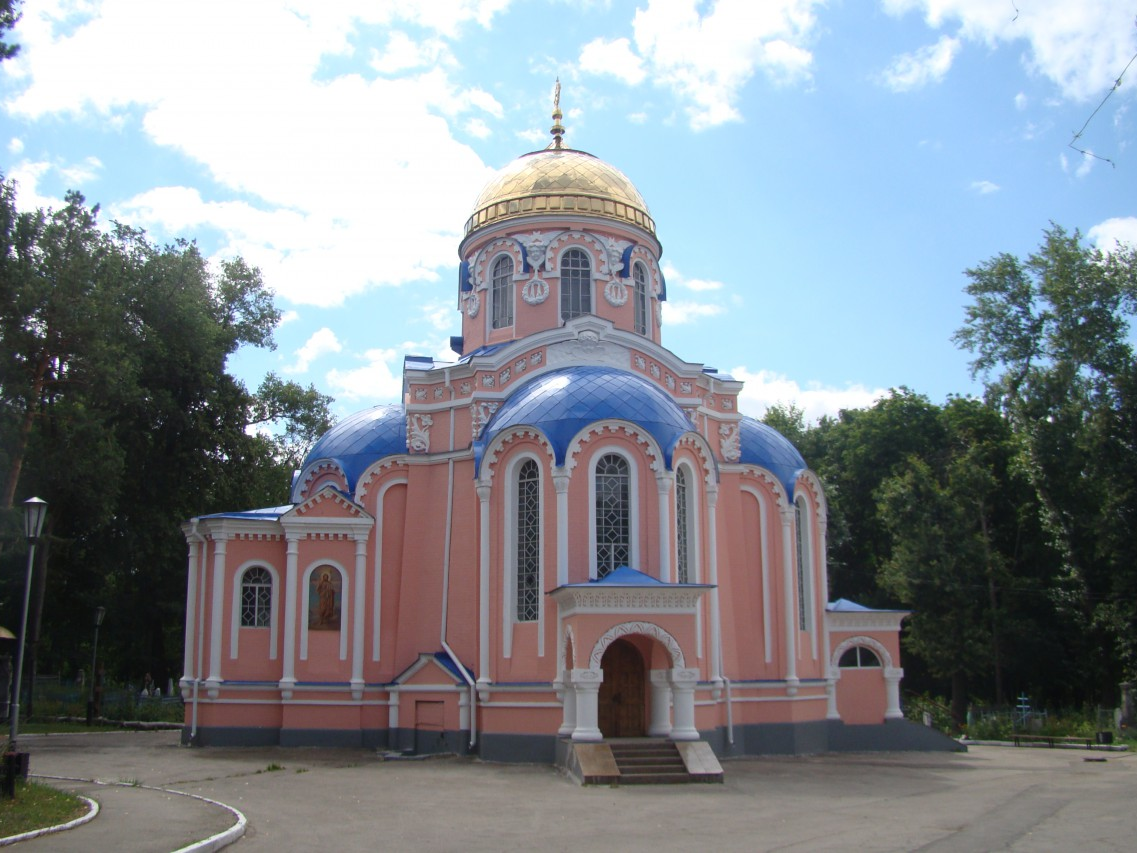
[633,262,649,336]
[560,247,591,322]
[515,458,540,622]
[676,466,691,583]
[795,495,813,632]
[491,254,514,329]
[240,566,272,627]
[595,453,630,578]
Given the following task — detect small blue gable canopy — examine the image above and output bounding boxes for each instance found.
[475,365,694,474]
[293,404,406,501]
[738,416,806,498]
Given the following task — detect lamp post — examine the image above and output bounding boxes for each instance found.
[5,497,47,790]
[86,606,106,725]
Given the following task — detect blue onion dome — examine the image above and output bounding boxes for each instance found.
[738,416,807,498]
[293,404,406,501]
[476,366,693,473]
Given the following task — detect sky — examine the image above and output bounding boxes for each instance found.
[3,0,1136,425]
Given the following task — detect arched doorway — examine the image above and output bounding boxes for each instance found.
[598,639,646,737]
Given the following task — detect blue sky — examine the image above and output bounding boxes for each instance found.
[3,0,1135,424]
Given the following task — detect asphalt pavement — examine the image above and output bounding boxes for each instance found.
[9,730,1136,852]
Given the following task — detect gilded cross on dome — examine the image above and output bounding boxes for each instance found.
[550,78,565,150]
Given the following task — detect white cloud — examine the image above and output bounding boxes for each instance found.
[1088,216,1137,252]
[1014,92,1027,110]
[279,310,300,326]
[6,2,505,308]
[880,35,960,92]
[58,155,103,187]
[970,180,999,194]
[286,327,343,374]
[580,0,824,130]
[731,366,889,423]
[325,347,404,402]
[1059,150,1094,178]
[661,301,725,325]
[882,0,1137,102]
[370,31,453,74]
[580,37,647,86]
[7,138,23,154]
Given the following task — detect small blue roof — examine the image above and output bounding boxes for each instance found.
[475,366,693,474]
[296,404,406,498]
[827,598,908,613]
[560,565,712,588]
[739,416,806,497]
[197,505,291,521]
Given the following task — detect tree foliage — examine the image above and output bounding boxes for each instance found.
[0,179,333,691]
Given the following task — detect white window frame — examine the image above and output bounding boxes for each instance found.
[559,246,592,322]
[230,561,280,660]
[588,446,640,579]
[490,253,515,330]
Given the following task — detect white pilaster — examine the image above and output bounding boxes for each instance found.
[351,533,367,699]
[554,471,570,587]
[181,535,199,689]
[669,668,700,741]
[279,534,299,698]
[826,677,840,720]
[558,679,577,736]
[706,488,723,697]
[656,473,672,583]
[884,667,904,719]
[781,508,798,695]
[570,669,604,742]
[648,669,673,736]
[477,483,492,686]
[206,535,228,695]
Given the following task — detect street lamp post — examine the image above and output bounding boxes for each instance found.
[86,606,106,725]
[4,497,47,795]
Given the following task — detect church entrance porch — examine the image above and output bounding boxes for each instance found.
[598,639,646,738]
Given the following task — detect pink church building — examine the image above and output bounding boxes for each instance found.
[180,101,956,767]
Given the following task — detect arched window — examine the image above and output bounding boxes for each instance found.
[633,262,649,336]
[595,453,630,578]
[676,466,693,583]
[515,458,540,622]
[491,254,514,329]
[795,495,813,632]
[839,646,882,668]
[240,566,272,627]
[560,247,591,322]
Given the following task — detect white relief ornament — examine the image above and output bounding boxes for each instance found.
[481,374,496,388]
[524,232,548,270]
[683,407,699,426]
[434,387,445,400]
[719,423,741,463]
[680,381,693,394]
[649,363,661,379]
[665,374,675,390]
[500,367,510,385]
[655,301,663,326]
[522,277,549,305]
[408,414,433,453]
[470,402,500,440]
[414,387,427,401]
[515,359,528,374]
[464,292,480,318]
[530,351,543,366]
[460,382,472,395]
[605,237,628,276]
[634,355,647,370]
[604,280,628,307]
[721,398,734,411]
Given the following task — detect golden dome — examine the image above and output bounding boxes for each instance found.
[464,148,655,237]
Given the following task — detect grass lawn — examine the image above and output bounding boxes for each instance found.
[0,779,88,839]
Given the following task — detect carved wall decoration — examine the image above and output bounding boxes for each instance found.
[477,427,555,485]
[719,423,741,463]
[546,231,611,277]
[521,277,549,305]
[565,422,664,475]
[500,367,511,385]
[524,231,553,271]
[463,291,480,318]
[721,398,734,411]
[665,374,675,391]
[588,621,686,670]
[605,237,630,276]
[414,387,427,401]
[408,413,433,453]
[530,351,543,366]
[434,387,445,400]
[481,374,496,388]
[604,279,628,307]
[680,381,693,395]
[546,335,629,369]
[459,381,472,396]
[471,401,500,440]
[634,354,647,370]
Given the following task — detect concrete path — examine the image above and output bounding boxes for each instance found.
[13,731,1137,852]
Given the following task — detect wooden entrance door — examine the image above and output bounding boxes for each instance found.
[598,639,646,738]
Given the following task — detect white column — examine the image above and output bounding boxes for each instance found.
[706,488,723,697]
[819,516,832,674]
[826,676,840,720]
[553,471,570,587]
[648,669,673,736]
[351,533,367,699]
[781,508,798,695]
[206,535,228,695]
[884,668,904,719]
[279,534,299,698]
[558,679,577,736]
[669,668,700,741]
[477,483,492,687]
[570,669,603,742]
[656,473,672,583]
[181,536,199,690]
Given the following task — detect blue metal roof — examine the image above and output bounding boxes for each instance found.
[475,366,693,474]
[739,416,806,498]
[828,598,908,613]
[560,565,712,588]
[296,404,406,497]
[197,505,292,521]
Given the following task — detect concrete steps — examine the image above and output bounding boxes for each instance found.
[608,740,690,784]
[563,738,725,785]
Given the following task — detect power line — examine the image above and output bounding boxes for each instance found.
[1068,17,1137,168]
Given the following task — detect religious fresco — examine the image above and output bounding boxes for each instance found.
[308,567,341,631]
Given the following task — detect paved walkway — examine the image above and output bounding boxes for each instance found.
[11,731,1137,851]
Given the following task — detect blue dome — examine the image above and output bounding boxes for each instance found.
[295,405,406,499]
[739,416,806,497]
[476,366,693,473]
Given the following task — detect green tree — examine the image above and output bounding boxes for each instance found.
[954,225,1137,701]
[0,0,20,61]
[0,180,334,696]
